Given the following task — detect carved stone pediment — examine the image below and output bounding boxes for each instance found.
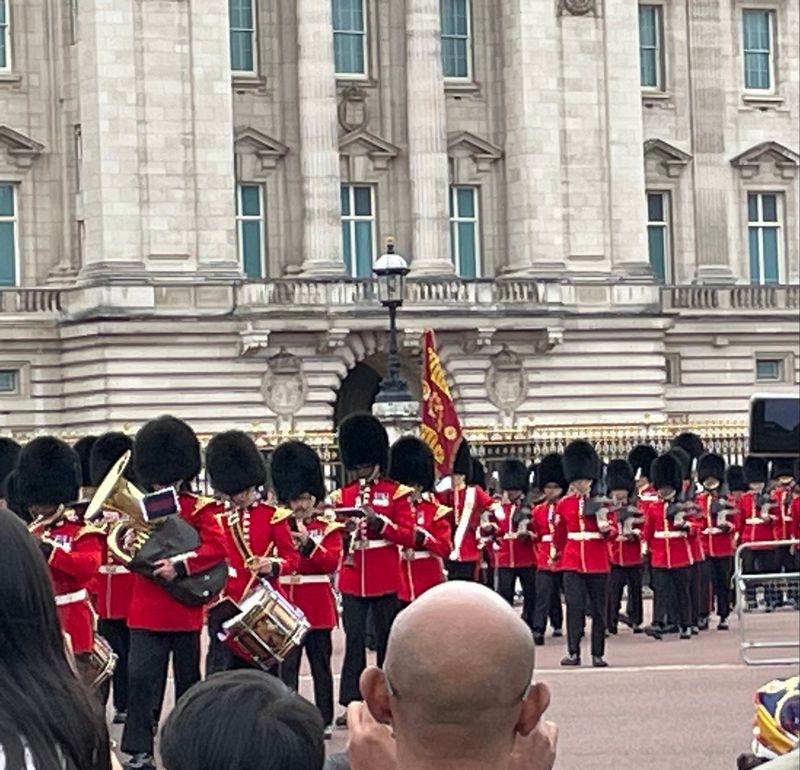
[447,131,503,173]
[730,141,799,180]
[644,138,692,178]
[261,348,308,417]
[339,130,401,171]
[234,127,289,171]
[558,0,598,16]
[0,125,45,169]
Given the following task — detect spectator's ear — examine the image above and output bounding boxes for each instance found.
[515,682,550,737]
[359,666,393,724]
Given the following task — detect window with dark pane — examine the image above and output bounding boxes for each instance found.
[0,183,16,286]
[341,184,375,278]
[236,184,265,279]
[441,0,471,79]
[229,0,256,73]
[333,0,366,76]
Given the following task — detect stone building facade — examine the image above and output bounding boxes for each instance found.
[0,0,798,438]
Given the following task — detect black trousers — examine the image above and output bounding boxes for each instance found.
[742,548,776,605]
[495,566,537,630]
[688,561,704,627]
[280,629,334,726]
[121,630,200,756]
[339,593,398,707]
[652,566,691,630]
[608,564,643,628]
[446,560,478,582]
[204,603,259,676]
[700,556,733,620]
[563,571,608,658]
[532,570,563,634]
[98,618,129,712]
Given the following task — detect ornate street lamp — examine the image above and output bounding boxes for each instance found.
[373,238,413,406]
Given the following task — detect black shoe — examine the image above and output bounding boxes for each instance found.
[608,625,618,635]
[644,624,663,640]
[697,616,709,631]
[618,612,632,628]
[560,653,581,667]
[662,624,679,635]
[334,714,348,728]
[592,656,609,668]
[632,625,644,635]
[680,628,692,640]
[323,725,333,740]
[533,633,545,646]
[551,628,563,637]
[124,754,155,770]
[691,626,700,636]
[718,619,729,630]
[112,710,127,725]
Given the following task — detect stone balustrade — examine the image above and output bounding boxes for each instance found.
[663,284,800,312]
[0,288,63,313]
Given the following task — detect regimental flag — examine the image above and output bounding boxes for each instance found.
[420,330,463,477]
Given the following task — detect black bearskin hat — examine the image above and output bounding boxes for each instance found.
[771,457,796,480]
[743,456,768,486]
[607,459,634,493]
[389,437,435,492]
[90,432,135,487]
[134,415,201,489]
[73,436,98,488]
[669,447,691,481]
[563,440,600,483]
[3,470,27,521]
[671,432,705,460]
[206,430,267,496]
[499,458,529,494]
[452,439,472,477]
[628,444,657,480]
[651,453,683,492]
[697,452,725,483]
[338,413,389,472]
[0,437,21,489]
[726,465,747,493]
[270,441,325,504]
[537,453,566,491]
[469,457,486,488]
[16,436,81,507]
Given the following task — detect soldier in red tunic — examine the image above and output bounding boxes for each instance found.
[18,437,105,681]
[204,430,300,675]
[642,453,697,640]
[438,440,497,582]
[530,453,566,646]
[554,440,616,668]
[488,459,537,629]
[769,458,798,604]
[121,417,227,770]
[88,432,137,724]
[269,440,342,737]
[331,413,416,722]
[606,459,645,635]
[695,453,737,630]
[388,436,452,605]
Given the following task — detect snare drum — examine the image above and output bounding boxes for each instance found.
[219,585,310,669]
[84,634,118,690]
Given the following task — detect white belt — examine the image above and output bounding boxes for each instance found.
[55,589,88,607]
[405,551,436,561]
[567,532,603,541]
[702,528,723,536]
[745,518,768,525]
[654,531,687,539]
[352,539,392,551]
[540,535,553,543]
[98,565,129,575]
[279,574,331,585]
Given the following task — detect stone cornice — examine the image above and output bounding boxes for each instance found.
[730,141,799,179]
[0,125,45,168]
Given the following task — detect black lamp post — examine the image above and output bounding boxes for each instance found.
[373,238,413,405]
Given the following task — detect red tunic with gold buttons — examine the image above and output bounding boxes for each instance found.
[553,494,617,574]
[771,485,796,543]
[642,499,694,570]
[531,501,561,571]
[737,491,774,547]
[695,491,737,558]
[126,493,228,632]
[398,496,452,603]
[32,518,104,654]
[436,484,496,563]
[331,478,415,598]
[218,502,300,604]
[279,517,342,629]
[608,509,645,568]
[91,512,134,621]
[491,498,536,569]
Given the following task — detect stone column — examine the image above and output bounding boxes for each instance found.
[604,0,651,277]
[77,0,146,281]
[297,0,345,276]
[687,0,733,282]
[406,0,454,276]
[502,0,565,275]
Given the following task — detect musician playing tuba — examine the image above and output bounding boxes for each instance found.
[204,430,299,676]
[18,437,106,695]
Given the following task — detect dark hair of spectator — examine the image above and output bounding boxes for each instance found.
[161,670,325,770]
[0,509,110,770]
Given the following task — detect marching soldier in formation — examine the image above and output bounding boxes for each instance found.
[204,429,299,675]
[737,456,775,609]
[0,436,20,509]
[770,458,798,589]
[270,440,342,738]
[388,436,452,605]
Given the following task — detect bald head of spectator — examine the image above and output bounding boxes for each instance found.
[360,582,550,769]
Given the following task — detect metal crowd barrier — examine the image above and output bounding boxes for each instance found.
[734,540,800,666]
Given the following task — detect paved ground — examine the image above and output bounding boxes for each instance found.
[111,600,800,770]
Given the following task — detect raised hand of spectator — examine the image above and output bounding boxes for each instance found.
[346,701,398,770]
[508,720,559,770]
